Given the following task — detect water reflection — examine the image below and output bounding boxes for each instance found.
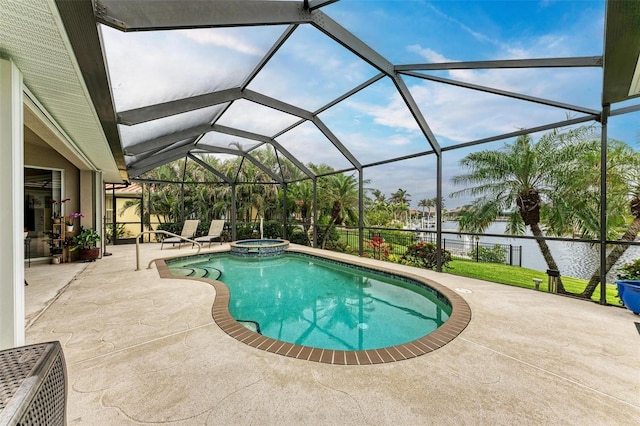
[175,254,451,351]
[443,221,640,281]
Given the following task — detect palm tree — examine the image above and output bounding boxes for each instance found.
[451,128,596,293]
[418,199,429,217]
[558,140,640,298]
[365,190,392,226]
[289,180,314,234]
[371,189,386,204]
[389,188,411,223]
[318,173,360,248]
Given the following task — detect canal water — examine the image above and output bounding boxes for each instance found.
[440,221,640,283]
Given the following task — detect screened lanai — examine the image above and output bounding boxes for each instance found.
[53,0,640,306]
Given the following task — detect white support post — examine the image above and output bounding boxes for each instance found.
[94,171,104,254]
[80,170,104,256]
[0,59,25,349]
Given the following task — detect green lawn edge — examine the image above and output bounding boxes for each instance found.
[446,259,622,305]
[335,228,622,306]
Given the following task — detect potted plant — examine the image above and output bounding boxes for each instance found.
[70,226,101,261]
[615,258,640,314]
[65,212,83,232]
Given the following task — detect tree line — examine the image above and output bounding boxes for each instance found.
[124,125,640,299]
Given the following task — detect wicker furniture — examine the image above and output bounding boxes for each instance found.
[0,341,67,425]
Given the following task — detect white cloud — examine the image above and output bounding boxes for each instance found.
[181,29,265,56]
[406,45,453,63]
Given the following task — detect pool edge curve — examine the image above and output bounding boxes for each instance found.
[155,247,471,365]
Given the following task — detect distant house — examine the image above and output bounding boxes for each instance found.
[105,183,163,243]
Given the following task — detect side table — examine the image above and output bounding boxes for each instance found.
[0,341,67,425]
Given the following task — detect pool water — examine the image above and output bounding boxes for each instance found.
[168,253,451,351]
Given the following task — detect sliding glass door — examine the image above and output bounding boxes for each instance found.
[24,167,62,259]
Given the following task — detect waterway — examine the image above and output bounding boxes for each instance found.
[439,221,640,283]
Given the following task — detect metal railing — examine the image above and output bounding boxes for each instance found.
[135,230,201,271]
[338,227,522,266]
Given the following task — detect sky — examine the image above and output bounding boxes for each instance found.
[101,0,640,210]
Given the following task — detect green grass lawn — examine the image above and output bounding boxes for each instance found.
[333,228,622,306]
[446,259,622,305]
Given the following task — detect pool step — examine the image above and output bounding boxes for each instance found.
[238,320,262,334]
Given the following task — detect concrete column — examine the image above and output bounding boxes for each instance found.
[0,59,25,349]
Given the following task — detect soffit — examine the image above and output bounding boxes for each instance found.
[0,0,124,182]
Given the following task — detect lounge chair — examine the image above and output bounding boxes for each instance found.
[160,219,200,249]
[193,220,225,247]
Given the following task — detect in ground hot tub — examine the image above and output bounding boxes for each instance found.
[230,239,289,257]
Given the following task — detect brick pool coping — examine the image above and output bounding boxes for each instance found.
[155,248,471,365]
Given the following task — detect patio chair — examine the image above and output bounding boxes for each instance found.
[160,219,200,249]
[193,220,225,248]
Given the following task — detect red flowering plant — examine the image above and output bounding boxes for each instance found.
[401,242,452,270]
[366,235,393,260]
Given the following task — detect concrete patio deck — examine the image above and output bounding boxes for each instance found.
[24,243,639,425]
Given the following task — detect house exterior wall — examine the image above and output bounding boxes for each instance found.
[24,127,80,218]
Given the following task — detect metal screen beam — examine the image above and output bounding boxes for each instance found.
[127,145,194,177]
[118,87,313,128]
[392,75,441,155]
[314,73,386,115]
[126,124,212,155]
[117,88,241,125]
[312,117,361,168]
[241,25,298,89]
[96,0,312,31]
[128,139,195,166]
[401,71,600,116]
[310,11,394,75]
[610,103,640,116]
[441,114,599,152]
[210,124,315,178]
[395,56,603,72]
[307,0,340,11]
[187,153,232,184]
[196,145,283,183]
[265,143,314,179]
[243,89,314,120]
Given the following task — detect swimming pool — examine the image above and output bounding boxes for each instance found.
[159,249,471,364]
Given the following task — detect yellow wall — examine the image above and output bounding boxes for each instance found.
[105,192,162,241]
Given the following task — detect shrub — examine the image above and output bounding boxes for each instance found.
[401,242,452,270]
[317,224,340,243]
[366,235,392,260]
[470,244,507,264]
[287,226,310,246]
[263,221,283,238]
[369,229,416,246]
[235,223,255,240]
[156,222,182,236]
[105,223,129,244]
[324,240,348,252]
[617,258,640,280]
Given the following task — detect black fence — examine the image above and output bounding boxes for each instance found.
[339,227,522,267]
